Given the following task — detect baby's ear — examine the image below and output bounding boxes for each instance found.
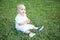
[16,8,17,10]
[16,8,18,12]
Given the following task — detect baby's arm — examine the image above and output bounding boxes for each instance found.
[18,16,31,25]
[26,18,30,23]
[18,21,27,25]
[18,18,30,25]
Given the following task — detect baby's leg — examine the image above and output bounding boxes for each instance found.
[28,24,44,31]
[25,29,31,34]
[25,24,44,31]
[16,25,35,37]
[25,29,35,37]
[25,24,38,30]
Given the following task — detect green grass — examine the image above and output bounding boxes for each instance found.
[0,0,60,40]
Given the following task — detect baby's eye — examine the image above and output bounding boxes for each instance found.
[18,8,21,9]
[21,9,26,10]
[24,9,26,10]
[21,9,23,10]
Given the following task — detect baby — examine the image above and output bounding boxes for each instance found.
[15,4,44,37]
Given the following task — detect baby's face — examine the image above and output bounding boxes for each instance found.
[17,5,26,14]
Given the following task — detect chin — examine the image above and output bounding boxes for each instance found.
[23,13,25,14]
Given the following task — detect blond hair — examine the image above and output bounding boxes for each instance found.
[17,4,25,10]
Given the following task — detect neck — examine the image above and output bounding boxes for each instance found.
[18,13,25,16]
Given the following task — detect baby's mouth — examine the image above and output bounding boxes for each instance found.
[23,12,25,14]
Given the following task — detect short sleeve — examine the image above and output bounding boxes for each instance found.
[15,16,23,24]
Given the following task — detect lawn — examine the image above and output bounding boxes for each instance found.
[0,0,60,40]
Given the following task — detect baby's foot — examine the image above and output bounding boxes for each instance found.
[29,32,35,37]
[37,26,44,31]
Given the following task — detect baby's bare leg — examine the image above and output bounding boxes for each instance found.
[27,24,38,29]
[25,30,35,37]
[25,29,31,34]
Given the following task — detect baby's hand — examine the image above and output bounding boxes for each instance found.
[26,19,30,23]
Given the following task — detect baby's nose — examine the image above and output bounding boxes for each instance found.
[24,10,26,12]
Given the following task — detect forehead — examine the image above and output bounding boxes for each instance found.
[17,5,25,9]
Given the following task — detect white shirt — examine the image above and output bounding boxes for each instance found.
[15,13,28,28]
